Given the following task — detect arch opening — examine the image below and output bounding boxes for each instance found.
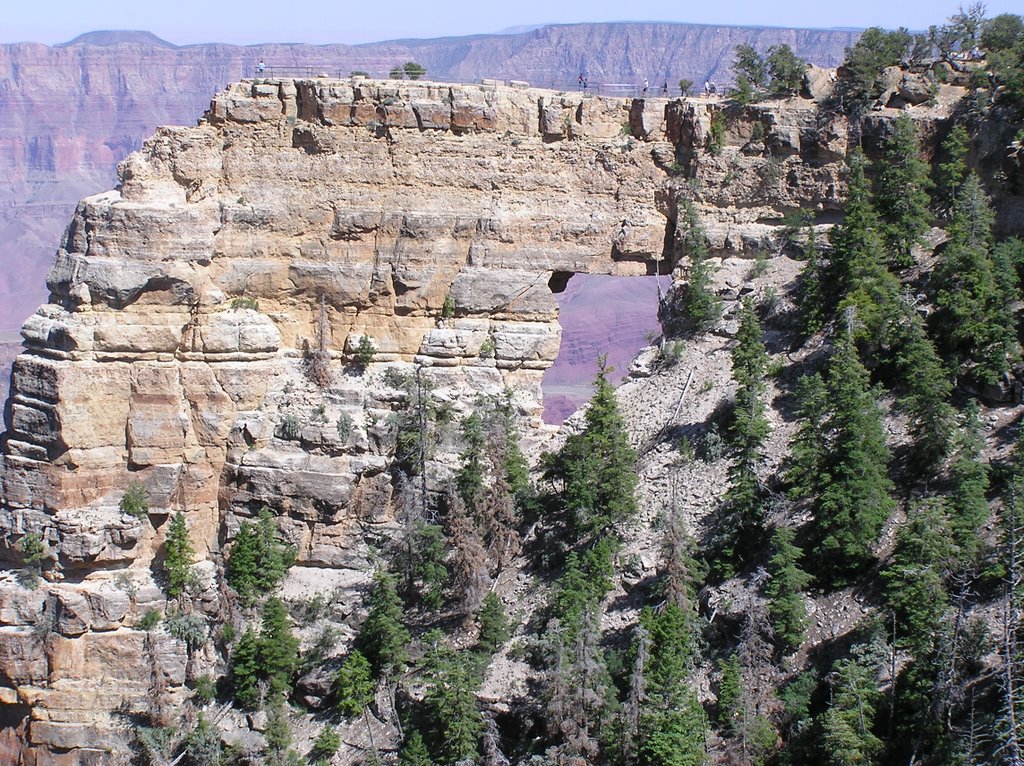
[542,273,663,425]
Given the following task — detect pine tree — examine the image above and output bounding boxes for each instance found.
[163,511,195,600]
[226,508,295,606]
[230,626,263,709]
[422,640,484,765]
[335,650,375,718]
[812,332,895,582]
[875,114,933,269]
[935,122,970,215]
[720,299,771,570]
[931,173,1019,385]
[456,412,487,510]
[882,499,955,656]
[544,357,638,539]
[259,596,300,700]
[667,200,722,335]
[399,729,435,766]
[787,372,828,499]
[356,570,411,675]
[477,591,511,653]
[949,399,990,557]
[800,224,826,336]
[407,520,449,610]
[889,305,956,471]
[818,639,887,766]
[765,525,812,652]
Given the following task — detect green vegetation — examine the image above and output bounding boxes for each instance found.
[162,512,195,599]
[229,296,260,311]
[838,26,911,112]
[353,334,377,369]
[120,481,149,518]
[225,508,295,606]
[542,358,638,540]
[335,650,375,718]
[230,597,300,709]
[355,570,411,675]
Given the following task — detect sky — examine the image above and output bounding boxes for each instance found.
[4,0,1021,47]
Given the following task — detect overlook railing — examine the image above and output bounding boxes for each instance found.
[249,65,716,98]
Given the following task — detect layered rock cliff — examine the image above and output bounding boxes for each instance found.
[0,71,1007,763]
[0,22,860,345]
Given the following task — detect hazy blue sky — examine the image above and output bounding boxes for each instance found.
[5,0,1021,47]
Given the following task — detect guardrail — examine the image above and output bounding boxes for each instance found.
[248,66,719,98]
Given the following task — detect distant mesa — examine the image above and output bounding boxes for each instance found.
[56,30,178,48]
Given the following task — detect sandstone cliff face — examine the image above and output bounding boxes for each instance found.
[0,22,859,344]
[0,73,977,762]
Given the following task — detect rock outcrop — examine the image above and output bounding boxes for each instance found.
[0,72,989,762]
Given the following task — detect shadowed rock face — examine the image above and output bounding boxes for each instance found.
[0,68,987,760]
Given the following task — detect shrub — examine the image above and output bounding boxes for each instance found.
[336,412,354,442]
[479,335,497,358]
[708,112,726,155]
[164,609,208,652]
[230,296,260,311]
[120,482,149,518]
[192,675,216,705]
[441,293,456,319]
[310,726,341,765]
[354,335,377,369]
[678,78,693,95]
[16,533,45,588]
[137,609,161,631]
[278,414,302,441]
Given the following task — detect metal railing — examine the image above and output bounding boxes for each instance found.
[248,66,722,98]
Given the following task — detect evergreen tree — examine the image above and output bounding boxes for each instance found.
[259,597,300,700]
[875,114,933,269]
[812,333,895,582]
[456,412,487,509]
[765,525,812,652]
[633,604,706,766]
[163,511,195,600]
[889,305,956,471]
[882,499,955,656]
[422,639,484,765]
[666,201,721,335]
[719,299,771,570]
[818,639,887,766]
[407,521,449,610]
[931,173,1019,384]
[230,626,263,710]
[399,730,434,766]
[357,570,411,676]
[828,150,904,348]
[935,123,970,215]
[799,224,826,336]
[787,372,828,500]
[477,591,511,653]
[949,399,990,557]
[226,508,295,606]
[335,650,375,718]
[543,358,638,539]
[766,44,808,95]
